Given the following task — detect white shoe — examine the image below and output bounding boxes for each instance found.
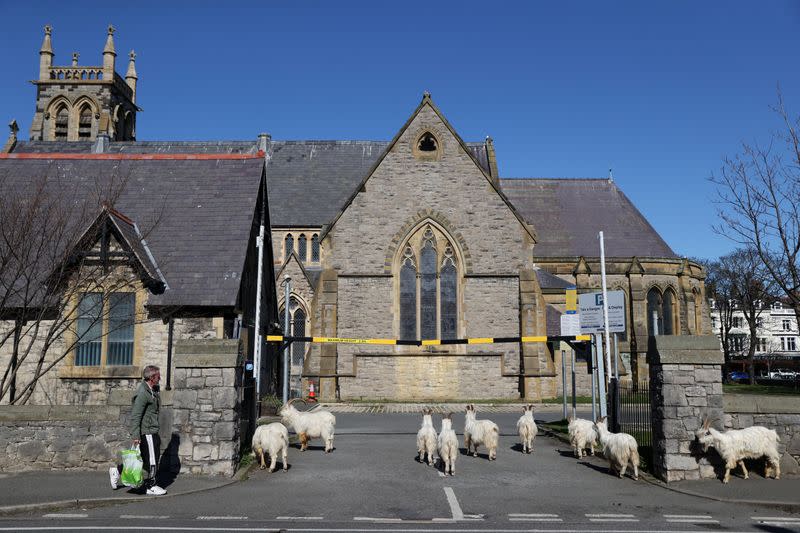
[146,485,167,496]
[109,467,119,489]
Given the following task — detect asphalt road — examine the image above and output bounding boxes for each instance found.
[1,410,798,532]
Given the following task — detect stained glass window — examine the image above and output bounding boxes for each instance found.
[400,249,417,340]
[297,234,307,262]
[284,234,293,260]
[440,255,457,339]
[311,234,320,262]
[420,237,437,340]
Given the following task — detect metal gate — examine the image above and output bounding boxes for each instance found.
[239,366,256,454]
[608,380,652,470]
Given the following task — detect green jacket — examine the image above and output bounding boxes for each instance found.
[129,381,160,438]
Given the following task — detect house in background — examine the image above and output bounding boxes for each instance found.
[710,300,800,376]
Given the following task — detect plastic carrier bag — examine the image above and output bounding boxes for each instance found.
[120,446,143,488]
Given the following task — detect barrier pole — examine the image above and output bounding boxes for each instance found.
[571,348,577,419]
[561,349,567,420]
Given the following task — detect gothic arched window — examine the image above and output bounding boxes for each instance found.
[284,234,293,260]
[297,234,307,263]
[311,234,320,263]
[54,105,69,140]
[78,105,93,139]
[399,247,417,340]
[647,286,678,336]
[396,223,460,340]
[647,287,663,336]
[663,288,677,335]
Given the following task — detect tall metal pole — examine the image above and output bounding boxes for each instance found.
[598,231,613,383]
[282,276,292,404]
[253,225,265,400]
[561,349,567,420]
[571,348,577,419]
[590,339,597,422]
[595,333,608,418]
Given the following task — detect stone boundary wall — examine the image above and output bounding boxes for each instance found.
[171,339,242,477]
[0,391,174,472]
[724,394,800,477]
[648,335,723,482]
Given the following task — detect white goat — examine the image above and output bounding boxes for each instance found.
[279,398,336,453]
[516,404,538,454]
[252,422,289,472]
[695,417,781,483]
[464,404,499,460]
[594,416,639,480]
[416,408,438,466]
[437,413,458,476]
[568,416,599,458]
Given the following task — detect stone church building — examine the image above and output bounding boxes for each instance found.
[1,26,709,405]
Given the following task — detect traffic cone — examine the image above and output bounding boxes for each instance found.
[308,382,317,402]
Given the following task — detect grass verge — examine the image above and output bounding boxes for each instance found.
[723,383,800,395]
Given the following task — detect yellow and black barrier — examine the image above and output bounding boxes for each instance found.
[265,335,590,346]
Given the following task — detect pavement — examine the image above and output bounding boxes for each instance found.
[0,469,238,515]
[0,404,798,516]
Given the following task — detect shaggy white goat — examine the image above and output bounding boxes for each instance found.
[516,404,538,454]
[568,416,599,458]
[279,398,336,453]
[416,408,438,466]
[464,404,499,460]
[694,417,781,483]
[437,413,458,476]
[594,416,639,480]
[252,422,288,472]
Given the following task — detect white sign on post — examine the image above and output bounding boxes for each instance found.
[578,291,626,334]
[560,313,581,336]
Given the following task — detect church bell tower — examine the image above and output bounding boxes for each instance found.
[28,25,139,142]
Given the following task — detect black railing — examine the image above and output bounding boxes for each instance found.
[609,379,652,470]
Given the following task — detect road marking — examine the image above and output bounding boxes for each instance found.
[509,513,562,522]
[752,516,800,521]
[119,515,170,520]
[443,486,464,521]
[196,516,248,520]
[42,514,88,519]
[353,517,402,522]
[276,517,323,520]
[664,514,718,523]
[586,513,639,523]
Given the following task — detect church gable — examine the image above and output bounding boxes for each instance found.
[326,94,534,275]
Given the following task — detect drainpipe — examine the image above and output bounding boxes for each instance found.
[165,317,174,390]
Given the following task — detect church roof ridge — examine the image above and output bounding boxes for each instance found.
[501,176,611,182]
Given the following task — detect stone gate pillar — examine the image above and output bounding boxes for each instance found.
[648,335,723,482]
[172,339,242,476]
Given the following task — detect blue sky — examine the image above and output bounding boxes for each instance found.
[1,1,798,261]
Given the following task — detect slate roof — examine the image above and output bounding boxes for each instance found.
[535,269,574,290]
[0,156,264,308]
[107,141,260,155]
[106,209,167,290]
[264,140,491,227]
[500,178,676,258]
[546,304,563,337]
[12,141,95,153]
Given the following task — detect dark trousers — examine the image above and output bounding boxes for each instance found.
[140,433,161,488]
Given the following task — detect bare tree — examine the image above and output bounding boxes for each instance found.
[704,249,776,384]
[0,166,165,404]
[712,90,800,334]
[703,257,737,379]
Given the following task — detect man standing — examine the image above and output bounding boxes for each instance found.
[110,365,167,495]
